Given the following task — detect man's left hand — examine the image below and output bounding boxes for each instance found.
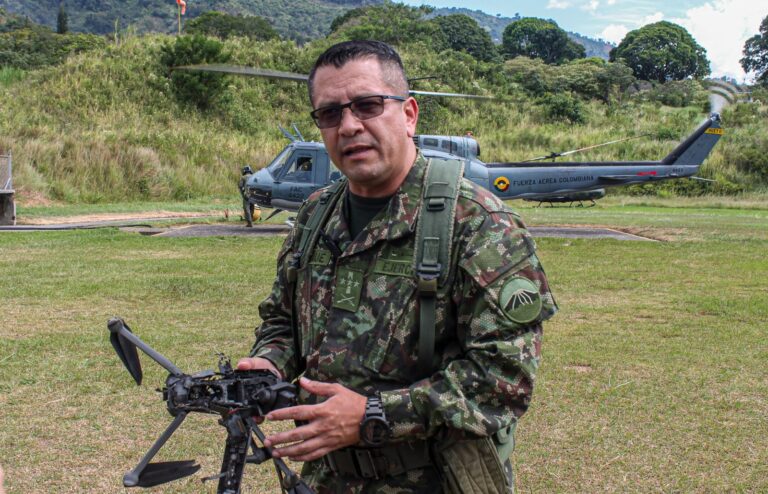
[263,377,367,462]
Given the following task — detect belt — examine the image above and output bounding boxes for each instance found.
[323,440,433,479]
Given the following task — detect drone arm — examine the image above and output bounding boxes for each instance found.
[108,318,185,377]
[123,411,188,487]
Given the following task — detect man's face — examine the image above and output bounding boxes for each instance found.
[311,58,418,197]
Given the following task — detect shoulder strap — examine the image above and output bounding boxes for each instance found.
[285,179,346,375]
[415,157,464,377]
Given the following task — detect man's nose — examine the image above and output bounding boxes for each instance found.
[338,107,364,135]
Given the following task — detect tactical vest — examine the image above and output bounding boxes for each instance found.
[285,156,516,490]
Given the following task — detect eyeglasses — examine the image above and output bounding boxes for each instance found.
[310,95,406,129]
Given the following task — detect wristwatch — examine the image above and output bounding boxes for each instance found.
[359,395,391,447]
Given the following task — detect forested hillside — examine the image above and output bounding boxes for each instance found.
[0,5,766,204]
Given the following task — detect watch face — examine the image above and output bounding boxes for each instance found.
[361,417,389,446]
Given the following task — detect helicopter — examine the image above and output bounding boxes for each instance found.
[173,65,723,217]
[241,114,722,216]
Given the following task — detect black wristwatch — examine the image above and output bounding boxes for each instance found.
[359,395,391,447]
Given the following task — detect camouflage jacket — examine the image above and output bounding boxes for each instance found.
[251,153,556,443]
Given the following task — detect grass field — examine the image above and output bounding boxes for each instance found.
[1,199,767,493]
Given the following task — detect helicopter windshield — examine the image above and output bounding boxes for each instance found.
[266,146,293,177]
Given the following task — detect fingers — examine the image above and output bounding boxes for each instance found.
[299,376,341,396]
[235,357,281,378]
[266,404,317,422]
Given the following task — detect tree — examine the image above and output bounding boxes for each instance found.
[329,4,447,49]
[741,15,768,86]
[430,14,498,62]
[159,35,231,110]
[609,21,710,82]
[502,17,585,64]
[185,11,279,41]
[56,2,68,34]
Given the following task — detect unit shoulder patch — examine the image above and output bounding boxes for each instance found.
[499,276,542,324]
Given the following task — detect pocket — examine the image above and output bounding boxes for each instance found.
[437,437,510,494]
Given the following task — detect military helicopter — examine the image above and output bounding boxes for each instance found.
[175,64,723,217]
[241,114,721,216]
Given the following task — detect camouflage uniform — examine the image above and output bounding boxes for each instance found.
[239,171,254,227]
[251,153,556,493]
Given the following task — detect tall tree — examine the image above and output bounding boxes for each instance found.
[56,2,68,34]
[610,21,710,82]
[502,17,585,64]
[741,15,768,86]
[430,14,498,62]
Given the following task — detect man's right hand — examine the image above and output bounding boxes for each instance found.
[236,357,283,379]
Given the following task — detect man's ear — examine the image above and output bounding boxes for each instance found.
[404,97,419,138]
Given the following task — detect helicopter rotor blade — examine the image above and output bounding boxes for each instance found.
[522,133,652,163]
[408,89,496,100]
[108,318,143,385]
[173,64,309,82]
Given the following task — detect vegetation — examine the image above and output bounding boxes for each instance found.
[1,202,767,492]
[502,18,585,64]
[741,14,768,86]
[609,21,710,82]
[430,14,499,62]
[184,11,279,41]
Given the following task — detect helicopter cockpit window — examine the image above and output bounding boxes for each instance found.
[267,147,292,176]
[423,138,438,148]
[441,140,451,151]
[281,155,314,181]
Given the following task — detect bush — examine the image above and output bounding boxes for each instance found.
[641,80,707,108]
[540,92,585,123]
[185,12,279,41]
[159,34,231,110]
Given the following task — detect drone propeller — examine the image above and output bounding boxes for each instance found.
[132,460,201,487]
[107,317,185,384]
[172,64,496,101]
[522,133,652,163]
[108,318,143,385]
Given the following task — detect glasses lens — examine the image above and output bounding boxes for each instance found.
[350,96,385,120]
[313,107,342,129]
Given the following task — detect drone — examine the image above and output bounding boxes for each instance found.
[107,317,314,494]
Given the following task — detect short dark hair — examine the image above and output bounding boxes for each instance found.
[307,40,409,105]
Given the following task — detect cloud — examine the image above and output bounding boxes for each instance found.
[581,0,600,12]
[671,0,765,81]
[547,0,572,8]
[639,12,664,25]
[600,24,629,44]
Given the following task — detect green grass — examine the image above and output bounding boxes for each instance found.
[1,200,767,493]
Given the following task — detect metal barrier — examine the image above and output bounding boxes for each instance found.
[0,152,15,225]
[0,152,10,191]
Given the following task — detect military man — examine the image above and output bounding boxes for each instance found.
[238,40,556,493]
[239,165,255,227]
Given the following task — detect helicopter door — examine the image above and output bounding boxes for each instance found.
[271,150,318,211]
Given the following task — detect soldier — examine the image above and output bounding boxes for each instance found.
[239,165,255,227]
[238,40,556,493]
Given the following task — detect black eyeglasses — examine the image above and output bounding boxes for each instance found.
[310,95,406,129]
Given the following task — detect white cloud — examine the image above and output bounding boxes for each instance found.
[547,0,572,8]
[671,0,765,81]
[606,0,617,4]
[600,24,630,43]
[639,11,664,25]
[581,0,600,12]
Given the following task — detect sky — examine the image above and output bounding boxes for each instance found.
[401,0,767,82]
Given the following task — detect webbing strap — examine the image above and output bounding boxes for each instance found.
[286,180,346,374]
[415,158,464,377]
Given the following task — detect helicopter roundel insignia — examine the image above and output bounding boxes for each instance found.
[494,176,510,192]
[499,277,542,324]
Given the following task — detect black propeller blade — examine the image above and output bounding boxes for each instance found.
[108,317,143,385]
[133,460,201,487]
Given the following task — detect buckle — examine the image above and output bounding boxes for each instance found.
[353,449,380,479]
[417,263,440,296]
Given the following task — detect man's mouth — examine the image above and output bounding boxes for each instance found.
[342,144,374,158]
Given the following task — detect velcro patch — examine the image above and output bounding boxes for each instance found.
[332,267,364,312]
[499,276,542,324]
